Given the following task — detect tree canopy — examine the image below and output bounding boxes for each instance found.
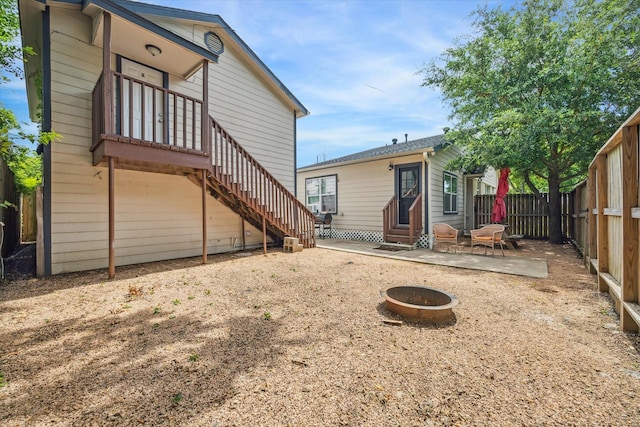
[0,0,53,194]
[419,0,640,243]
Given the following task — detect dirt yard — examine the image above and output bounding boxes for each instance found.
[1,240,639,426]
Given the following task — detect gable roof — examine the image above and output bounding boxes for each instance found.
[299,134,446,170]
[105,0,308,116]
[19,0,309,118]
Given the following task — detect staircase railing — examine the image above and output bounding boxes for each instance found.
[382,195,397,242]
[208,116,316,247]
[382,193,423,245]
[408,193,423,245]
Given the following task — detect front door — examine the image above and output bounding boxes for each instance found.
[120,58,165,143]
[397,164,420,225]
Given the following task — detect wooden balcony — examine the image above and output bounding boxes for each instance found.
[90,70,210,175]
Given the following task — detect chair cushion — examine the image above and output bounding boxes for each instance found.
[474,236,500,241]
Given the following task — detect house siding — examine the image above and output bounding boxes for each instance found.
[298,157,399,232]
[46,8,272,274]
[149,17,297,191]
[429,146,465,231]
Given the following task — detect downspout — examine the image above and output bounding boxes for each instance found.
[42,6,52,275]
[423,150,434,248]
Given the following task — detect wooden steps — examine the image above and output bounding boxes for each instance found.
[385,226,417,245]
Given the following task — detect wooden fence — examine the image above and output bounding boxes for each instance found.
[0,158,19,258]
[566,181,589,255]
[585,106,640,333]
[474,193,573,239]
[21,192,37,242]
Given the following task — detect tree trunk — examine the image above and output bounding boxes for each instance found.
[547,172,563,244]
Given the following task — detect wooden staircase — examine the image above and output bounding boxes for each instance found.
[188,116,316,248]
[382,194,423,246]
[383,225,416,245]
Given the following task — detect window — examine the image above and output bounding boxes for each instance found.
[443,172,458,214]
[305,175,337,214]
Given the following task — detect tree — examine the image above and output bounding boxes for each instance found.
[0,0,54,195]
[419,0,640,244]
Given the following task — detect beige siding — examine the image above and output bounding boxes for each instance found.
[429,147,465,230]
[298,158,397,232]
[482,167,498,192]
[47,9,267,274]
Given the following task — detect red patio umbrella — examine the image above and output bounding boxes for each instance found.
[491,168,510,223]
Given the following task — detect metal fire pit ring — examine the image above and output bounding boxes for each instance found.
[380,285,458,324]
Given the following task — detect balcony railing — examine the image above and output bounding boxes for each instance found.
[92,70,207,155]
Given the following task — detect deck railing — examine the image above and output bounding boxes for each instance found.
[209,117,316,247]
[92,71,206,154]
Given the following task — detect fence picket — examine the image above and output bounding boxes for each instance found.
[474,193,572,239]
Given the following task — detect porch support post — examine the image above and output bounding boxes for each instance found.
[102,12,113,135]
[202,169,207,264]
[262,216,267,254]
[423,152,433,248]
[201,60,209,265]
[241,219,246,251]
[201,60,209,154]
[108,157,115,279]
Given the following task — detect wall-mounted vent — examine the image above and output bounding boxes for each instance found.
[205,32,224,55]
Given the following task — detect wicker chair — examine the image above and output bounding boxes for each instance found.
[432,223,459,253]
[471,224,505,256]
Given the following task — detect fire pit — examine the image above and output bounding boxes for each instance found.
[380,285,458,324]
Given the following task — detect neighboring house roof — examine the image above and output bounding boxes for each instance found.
[298,134,447,170]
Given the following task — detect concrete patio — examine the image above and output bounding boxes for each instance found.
[315,239,548,278]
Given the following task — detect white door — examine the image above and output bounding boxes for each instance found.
[121,59,164,143]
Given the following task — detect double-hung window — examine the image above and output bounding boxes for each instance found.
[305,175,337,214]
[443,172,458,214]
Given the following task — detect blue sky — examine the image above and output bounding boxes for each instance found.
[4,0,517,167]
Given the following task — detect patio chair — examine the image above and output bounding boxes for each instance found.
[432,223,459,253]
[471,224,505,256]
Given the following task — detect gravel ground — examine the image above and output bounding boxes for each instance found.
[1,240,639,426]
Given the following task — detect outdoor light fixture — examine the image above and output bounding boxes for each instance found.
[388,162,394,171]
[145,44,162,56]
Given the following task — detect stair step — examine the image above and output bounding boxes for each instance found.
[387,228,410,236]
[379,242,416,250]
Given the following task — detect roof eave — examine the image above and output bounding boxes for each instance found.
[109,0,309,117]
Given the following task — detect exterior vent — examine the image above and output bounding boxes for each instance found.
[205,32,224,54]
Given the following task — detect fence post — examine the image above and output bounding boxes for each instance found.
[36,186,44,278]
